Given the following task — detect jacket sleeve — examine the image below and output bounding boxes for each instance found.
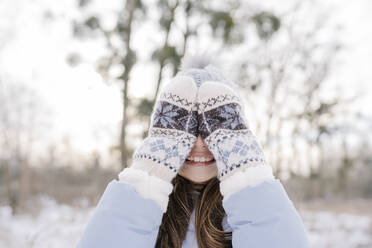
[222,178,310,247]
[75,178,167,248]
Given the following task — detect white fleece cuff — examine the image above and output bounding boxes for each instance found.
[118,167,174,213]
[220,164,275,202]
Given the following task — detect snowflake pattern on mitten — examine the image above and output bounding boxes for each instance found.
[198,103,247,139]
[131,75,199,182]
[152,101,198,137]
[197,82,267,180]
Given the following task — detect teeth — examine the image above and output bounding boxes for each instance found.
[186,156,213,162]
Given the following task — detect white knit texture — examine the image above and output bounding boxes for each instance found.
[118,167,174,213]
[157,75,197,110]
[220,164,275,202]
[197,81,241,112]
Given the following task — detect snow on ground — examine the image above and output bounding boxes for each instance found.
[0,196,371,248]
[299,210,372,248]
[0,197,94,248]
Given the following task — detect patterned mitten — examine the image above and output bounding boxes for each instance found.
[197,71,274,201]
[118,75,198,212]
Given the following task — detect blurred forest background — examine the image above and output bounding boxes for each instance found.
[0,0,371,247]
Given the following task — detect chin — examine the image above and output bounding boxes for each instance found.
[190,176,216,184]
[178,163,218,183]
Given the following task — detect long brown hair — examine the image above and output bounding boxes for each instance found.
[155,174,232,247]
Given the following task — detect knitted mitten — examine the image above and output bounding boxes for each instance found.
[197,72,274,201]
[118,75,198,212]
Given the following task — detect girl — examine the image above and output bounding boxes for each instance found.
[76,56,311,248]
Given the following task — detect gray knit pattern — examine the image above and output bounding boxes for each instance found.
[177,65,233,88]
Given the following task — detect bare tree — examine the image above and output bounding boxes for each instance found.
[232,1,349,180]
[0,79,50,214]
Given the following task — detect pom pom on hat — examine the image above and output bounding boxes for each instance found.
[177,52,234,88]
[179,52,221,71]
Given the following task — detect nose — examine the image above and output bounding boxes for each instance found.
[192,135,208,151]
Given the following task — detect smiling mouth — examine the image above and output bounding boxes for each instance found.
[185,156,216,166]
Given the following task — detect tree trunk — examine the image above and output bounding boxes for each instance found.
[120,0,136,169]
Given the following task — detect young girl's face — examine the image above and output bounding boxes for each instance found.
[178,135,217,183]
